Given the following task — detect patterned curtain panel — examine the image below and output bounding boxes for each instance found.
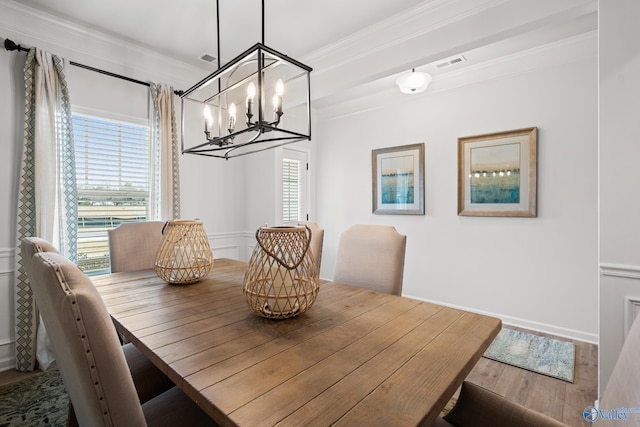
[150,83,180,221]
[15,48,78,371]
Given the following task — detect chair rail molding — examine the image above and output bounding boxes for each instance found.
[600,263,640,280]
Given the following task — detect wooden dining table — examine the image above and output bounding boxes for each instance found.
[93,258,501,426]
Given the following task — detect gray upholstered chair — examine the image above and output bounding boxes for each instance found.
[108,221,165,273]
[334,224,406,296]
[287,221,324,272]
[20,236,58,259]
[20,238,173,412]
[432,381,568,427]
[28,251,217,426]
[20,236,59,278]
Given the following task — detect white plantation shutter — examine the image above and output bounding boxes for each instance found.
[72,113,150,274]
[282,148,308,223]
[283,158,302,223]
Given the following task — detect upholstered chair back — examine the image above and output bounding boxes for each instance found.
[108,221,165,273]
[20,237,59,278]
[600,313,640,416]
[287,221,325,272]
[29,252,147,426]
[334,224,406,296]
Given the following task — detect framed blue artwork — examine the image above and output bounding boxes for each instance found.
[372,143,425,215]
[458,127,537,217]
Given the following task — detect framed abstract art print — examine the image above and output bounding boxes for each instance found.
[372,143,425,215]
[458,127,537,217]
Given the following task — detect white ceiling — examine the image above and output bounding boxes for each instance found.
[10,0,598,106]
[12,0,424,65]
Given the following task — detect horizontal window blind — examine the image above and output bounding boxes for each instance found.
[73,114,150,275]
[282,158,302,223]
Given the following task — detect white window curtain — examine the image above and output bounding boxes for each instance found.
[15,48,78,371]
[149,83,180,221]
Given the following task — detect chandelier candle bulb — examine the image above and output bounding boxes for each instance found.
[272,95,279,121]
[228,102,236,132]
[246,82,255,118]
[275,79,284,113]
[203,105,213,133]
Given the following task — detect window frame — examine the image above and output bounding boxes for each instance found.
[277,147,311,224]
[72,106,152,275]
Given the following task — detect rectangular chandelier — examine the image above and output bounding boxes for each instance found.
[180,42,312,160]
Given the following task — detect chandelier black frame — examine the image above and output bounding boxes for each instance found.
[179,0,313,160]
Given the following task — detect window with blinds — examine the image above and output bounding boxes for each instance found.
[73,113,150,275]
[282,158,302,223]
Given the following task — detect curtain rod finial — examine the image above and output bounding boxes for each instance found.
[4,38,29,52]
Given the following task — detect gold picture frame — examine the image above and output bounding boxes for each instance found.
[372,143,425,215]
[458,127,537,217]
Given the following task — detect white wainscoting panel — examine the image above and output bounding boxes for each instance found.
[600,263,640,396]
[0,247,15,371]
[208,232,255,263]
[625,296,640,338]
[0,338,15,372]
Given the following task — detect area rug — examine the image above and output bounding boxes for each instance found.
[483,327,575,383]
[0,369,68,426]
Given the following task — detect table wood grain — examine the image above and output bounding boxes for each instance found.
[93,258,501,426]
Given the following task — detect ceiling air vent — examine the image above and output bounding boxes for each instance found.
[435,54,467,69]
[198,53,216,63]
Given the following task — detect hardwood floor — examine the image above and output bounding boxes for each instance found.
[465,325,597,427]
[0,326,598,427]
[0,367,40,388]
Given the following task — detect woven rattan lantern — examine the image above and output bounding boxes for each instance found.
[155,220,213,285]
[243,225,319,319]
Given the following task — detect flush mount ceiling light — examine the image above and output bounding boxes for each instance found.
[395,68,432,94]
[180,0,312,159]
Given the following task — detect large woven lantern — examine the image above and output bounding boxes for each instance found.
[155,220,213,284]
[243,225,319,319]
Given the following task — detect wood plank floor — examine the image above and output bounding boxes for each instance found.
[0,326,597,427]
[465,325,597,427]
[0,366,41,387]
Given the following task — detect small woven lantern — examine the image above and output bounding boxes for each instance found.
[243,225,319,319]
[155,220,213,284]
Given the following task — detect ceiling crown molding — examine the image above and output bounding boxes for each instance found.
[0,0,206,88]
[302,0,506,68]
[306,0,596,103]
[316,30,596,122]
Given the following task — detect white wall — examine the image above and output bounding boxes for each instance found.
[598,0,640,394]
[315,39,598,342]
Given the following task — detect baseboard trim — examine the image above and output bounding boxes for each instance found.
[0,338,14,372]
[0,357,14,372]
[403,294,598,344]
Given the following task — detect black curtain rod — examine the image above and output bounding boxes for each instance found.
[4,38,183,95]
